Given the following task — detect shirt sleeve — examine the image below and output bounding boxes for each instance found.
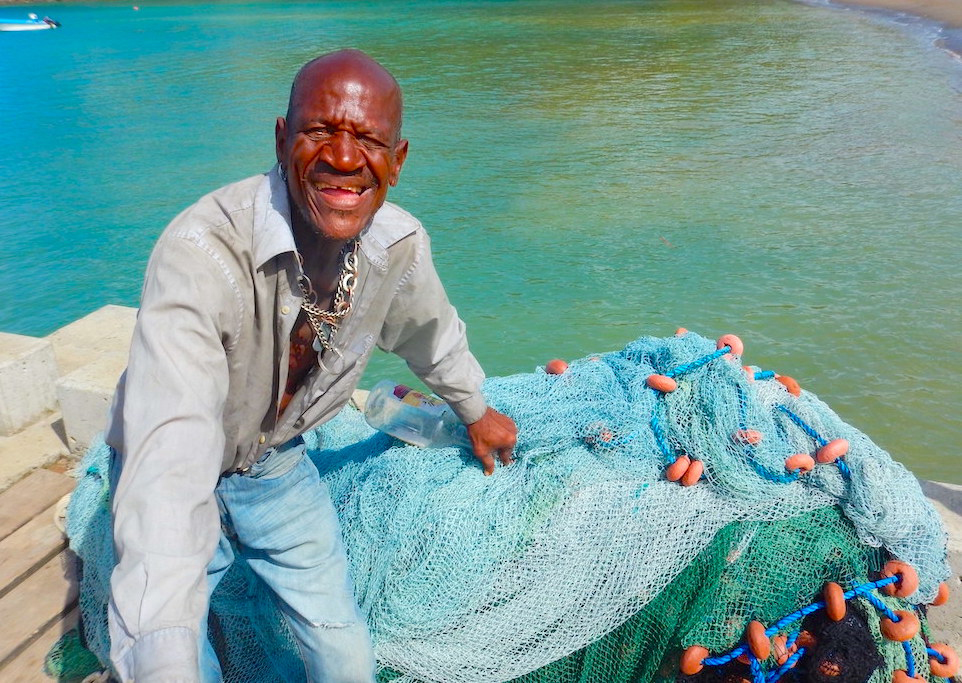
[108,234,236,682]
[377,230,488,424]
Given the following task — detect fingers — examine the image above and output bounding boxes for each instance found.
[478,451,496,476]
[465,407,518,475]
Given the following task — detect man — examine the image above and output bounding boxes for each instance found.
[106,49,517,682]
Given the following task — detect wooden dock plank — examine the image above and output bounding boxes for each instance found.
[0,470,74,543]
[0,552,78,667]
[0,608,79,682]
[0,504,67,600]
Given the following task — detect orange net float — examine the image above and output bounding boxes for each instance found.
[928,643,960,678]
[819,661,842,677]
[881,560,920,599]
[931,581,950,606]
[816,438,849,463]
[745,620,771,661]
[772,634,797,666]
[785,453,815,474]
[733,428,763,445]
[823,581,846,621]
[545,359,568,375]
[674,327,689,337]
[680,459,704,487]
[772,630,815,665]
[794,630,817,649]
[679,645,709,675]
[891,670,926,683]
[665,455,690,482]
[646,374,677,392]
[879,609,920,642]
[716,333,744,358]
[742,366,755,382]
[776,375,801,397]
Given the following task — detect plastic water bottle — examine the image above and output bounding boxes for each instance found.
[363,380,473,449]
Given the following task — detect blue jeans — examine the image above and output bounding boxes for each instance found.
[200,437,375,682]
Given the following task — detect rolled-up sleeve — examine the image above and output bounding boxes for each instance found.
[377,231,487,425]
[109,234,236,682]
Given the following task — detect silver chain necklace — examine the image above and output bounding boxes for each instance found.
[295,239,359,353]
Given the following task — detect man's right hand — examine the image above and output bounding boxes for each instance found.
[466,408,518,475]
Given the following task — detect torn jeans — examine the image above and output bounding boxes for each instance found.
[200,436,375,682]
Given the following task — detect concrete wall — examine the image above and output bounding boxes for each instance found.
[0,305,136,489]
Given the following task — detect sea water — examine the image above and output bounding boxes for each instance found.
[0,0,959,482]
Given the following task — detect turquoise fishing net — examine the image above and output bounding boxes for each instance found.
[61,331,950,682]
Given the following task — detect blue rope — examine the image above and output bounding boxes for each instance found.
[903,640,916,678]
[926,646,947,663]
[765,647,807,683]
[703,576,901,669]
[751,655,765,683]
[754,370,776,381]
[755,467,798,484]
[774,405,850,479]
[736,383,749,431]
[704,647,746,667]
[846,575,898,598]
[775,405,828,447]
[769,601,823,634]
[650,408,674,463]
[863,591,901,621]
[666,346,730,378]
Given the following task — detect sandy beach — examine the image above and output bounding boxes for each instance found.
[838,0,962,27]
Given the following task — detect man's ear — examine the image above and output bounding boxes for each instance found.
[275,117,287,166]
[389,138,409,187]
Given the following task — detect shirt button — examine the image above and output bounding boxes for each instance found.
[258,434,266,444]
[281,305,291,315]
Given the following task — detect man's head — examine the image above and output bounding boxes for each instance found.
[275,49,408,242]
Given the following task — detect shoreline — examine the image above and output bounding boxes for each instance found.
[835,0,962,29]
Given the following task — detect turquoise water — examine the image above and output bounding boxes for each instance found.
[1,0,959,482]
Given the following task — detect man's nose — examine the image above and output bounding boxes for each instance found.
[322,131,364,171]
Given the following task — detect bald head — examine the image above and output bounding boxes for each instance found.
[286,49,403,139]
[274,49,410,243]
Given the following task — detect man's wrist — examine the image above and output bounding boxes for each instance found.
[448,392,487,425]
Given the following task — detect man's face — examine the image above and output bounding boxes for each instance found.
[275,60,408,242]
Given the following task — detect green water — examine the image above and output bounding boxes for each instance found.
[1,0,959,482]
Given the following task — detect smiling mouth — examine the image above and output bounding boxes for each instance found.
[311,181,372,209]
[316,182,370,195]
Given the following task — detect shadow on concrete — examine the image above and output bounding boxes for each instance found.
[919,479,962,517]
[51,418,68,450]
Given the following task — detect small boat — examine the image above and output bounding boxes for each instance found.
[0,13,61,31]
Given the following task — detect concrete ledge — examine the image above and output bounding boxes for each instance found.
[0,333,59,437]
[55,353,128,454]
[45,305,136,377]
[918,480,962,653]
[0,413,68,492]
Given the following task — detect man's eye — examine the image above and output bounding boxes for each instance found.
[306,128,334,139]
[359,136,388,150]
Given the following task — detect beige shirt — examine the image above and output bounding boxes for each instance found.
[105,167,486,679]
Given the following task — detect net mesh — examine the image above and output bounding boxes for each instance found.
[58,331,951,682]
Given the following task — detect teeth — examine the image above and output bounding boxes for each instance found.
[318,183,363,194]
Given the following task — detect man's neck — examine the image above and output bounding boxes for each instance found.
[290,215,347,281]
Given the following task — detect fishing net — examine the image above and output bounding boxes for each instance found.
[57,331,953,683]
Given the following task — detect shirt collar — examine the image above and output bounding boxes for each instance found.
[252,165,297,269]
[252,164,419,271]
